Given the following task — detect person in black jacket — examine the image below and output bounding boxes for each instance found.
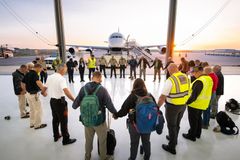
[113,78,156,160]
[78,58,85,82]
[211,65,224,118]
[128,56,138,80]
[12,65,29,118]
[66,58,75,83]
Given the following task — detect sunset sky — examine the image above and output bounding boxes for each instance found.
[0,0,239,50]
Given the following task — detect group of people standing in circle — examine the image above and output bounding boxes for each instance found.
[11,52,224,159]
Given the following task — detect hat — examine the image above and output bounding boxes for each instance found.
[191,66,203,73]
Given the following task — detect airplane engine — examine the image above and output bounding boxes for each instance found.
[158,46,166,54]
[69,47,93,55]
[85,48,93,53]
[144,49,152,55]
[68,47,76,55]
[85,48,93,54]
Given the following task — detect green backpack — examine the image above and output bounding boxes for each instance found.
[80,85,103,127]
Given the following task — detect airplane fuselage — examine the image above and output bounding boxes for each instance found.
[108,32,125,51]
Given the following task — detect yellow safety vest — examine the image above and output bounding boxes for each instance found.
[53,59,62,66]
[188,75,213,110]
[88,58,96,68]
[167,71,190,105]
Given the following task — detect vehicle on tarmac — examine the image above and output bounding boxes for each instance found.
[44,52,76,70]
[44,56,56,70]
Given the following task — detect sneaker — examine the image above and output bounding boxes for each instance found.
[182,133,196,142]
[62,138,77,145]
[162,144,176,155]
[34,124,47,129]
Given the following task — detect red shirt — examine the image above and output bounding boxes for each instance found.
[209,73,218,92]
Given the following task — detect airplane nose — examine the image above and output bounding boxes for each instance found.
[110,39,124,48]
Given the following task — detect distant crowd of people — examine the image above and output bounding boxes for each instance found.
[12,54,225,160]
[63,53,166,83]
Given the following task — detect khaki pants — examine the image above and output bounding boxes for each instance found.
[154,69,161,81]
[211,95,221,116]
[139,68,146,80]
[17,94,27,117]
[26,93,43,128]
[84,122,107,160]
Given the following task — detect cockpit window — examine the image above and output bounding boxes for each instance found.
[110,35,123,39]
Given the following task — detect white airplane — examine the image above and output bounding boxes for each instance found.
[66,32,166,56]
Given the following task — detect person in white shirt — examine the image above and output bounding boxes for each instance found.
[45,63,76,145]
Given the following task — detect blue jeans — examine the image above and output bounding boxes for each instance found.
[203,92,216,126]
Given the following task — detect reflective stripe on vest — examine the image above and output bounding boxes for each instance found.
[167,72,190,105]
[88,58,96,68]
[188,75,213,110]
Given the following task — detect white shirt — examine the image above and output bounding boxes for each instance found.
[161,79,173,103]
[46,73,67,99]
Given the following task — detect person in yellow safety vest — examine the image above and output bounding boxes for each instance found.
[158,63,190,155]
[87,54,96,80]
[52,58,62,72]
[182,66,213,142]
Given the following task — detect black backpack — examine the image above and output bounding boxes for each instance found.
[225,98,240,111]
[216,111,239,135]
[155,110,165,135]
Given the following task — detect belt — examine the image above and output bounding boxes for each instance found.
[51,97,65,104]
[28,91,39,94]
[51,97,65,101]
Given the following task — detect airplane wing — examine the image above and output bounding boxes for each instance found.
[65,44,109,50]
[139,45,166,49]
